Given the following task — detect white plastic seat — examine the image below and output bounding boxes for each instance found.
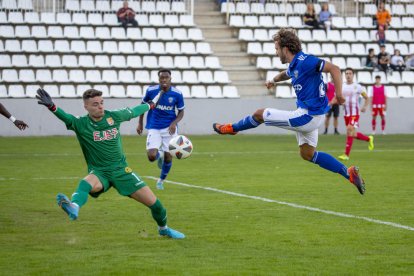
[79,26,94,39]
[247,43,262,55]
[180,14,194,27]
[103,13,118,26]
[48,26,64,38]
[307,43,322,56]
[263,43,275,55]
[11,55,29,67]
[332,57,346,69]
[402,17,414,28]
[229,15,244,27]
[118,41,134,54]
[394,44,409,56]
[37,40,53,53]
[80,0,94,11]
[127,28,141,39]
[206,86,223,98]
[111,55,126,68]
[0,26,14,38]
[171,71,182,83]
[385,30,399,42]
[276,86,293,98]
[143,56,158,69]
[2,69,19,82]
[142,27,158,40]
[85,70,102,83]
[236,2,250,14]
[337,43,351,55]
[25,12,39,23]
[95,1,110,12]
[65,0,79,11]
[0,12,6,23]
[399,30,413,42]
[95,27,111,39]
[86,41,102,54]
[298,29,312,42]
[221,2,235,13]
[174,56,189,69]
[136,14,149,26]
[181,42,196,54]
[101,70,118,84]
[172,28,187,40]
[322,43,336,55]
[78,55,94,68]
[198,71,214,84]
[19,69,36,82]
[72,13,87,25]
[157,56,173,69]
[0,54,12,67]
[135,70,150,83]
[36,69,52,82]
[332,17,345,28]
[57,13,71,24]
[8,85,25,98]
[254,29,269,41]
[357,71,372,84]
[288,16,303,28]
[156,1,170,12]
[351,44,366,55]
[150,42,165,54]
[88,13,103,25]
[257,57,272,69]
[150,71,159,83]
[402,72,414,84]
[188,28,203,41]
[165,42,180,54]
[387,72,402,84]
[327,30,341,42]
[182,71,198,84]
[312,30,327,42]
[8,12,24,23]
[239,29,253,41]
[108,85,126,98]
[61,55,77,68]
[103,41,118,54]
[71,41,86,53]
[135,41,150,54]
[214,71,230,84]
[42,55,60,68]
[175,86,190,98]
[31,26,47,39]
[149,14,163,27]
[59,85,76,98]
[21,40,37,52]
[93,55,110,68]
[2,0,17,9]
[345,17,359,28]
[245,16,259,27]
[197,42,212,54]
[141,1,155,12]
[76,85,92,97]
[251,3,265,14]
[347,57,362,69]
[359,17,374,28]
[64,26,79,39]
[41,12,55,24]
[222,86,239,98]
[191,85,207,98]
[158,28,173,41]
[118,71,134,84]
[341,30,355,42]
[274,16,288,27]
[205,57,221,69]
[111,27,126,39]
[259,16,273,27]
[14,26,30,38]
[53,70,69,82]
[69,70,86,83]
[172,1,186,13]
[126,85,142,98]
[265,3,279,14]
[355,30,370,42]
[25,85,39,98]
[93,85,110,97]
[127,56,141,68]
[165,15,180,27]
[398,86,413,98]
[293,3,306,14]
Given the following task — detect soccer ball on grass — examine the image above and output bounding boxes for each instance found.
[168,135,193,159]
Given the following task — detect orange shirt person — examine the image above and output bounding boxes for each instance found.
[376,2,391,28]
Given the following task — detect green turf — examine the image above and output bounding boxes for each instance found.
[0,134,413,275]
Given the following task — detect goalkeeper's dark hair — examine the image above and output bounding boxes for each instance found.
[272,28,302,55]
[83,89,103,100]
[158,68,171,76]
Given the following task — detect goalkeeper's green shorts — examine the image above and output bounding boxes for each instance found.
[88,165,147,197]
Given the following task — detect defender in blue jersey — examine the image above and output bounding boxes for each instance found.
[213,28,366,195]
[137,69,185,190]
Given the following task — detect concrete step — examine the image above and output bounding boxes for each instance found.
[201,27,233,39]
[210,42,242,53]
[216,55,252,67]
[227,69,262,81]
[195,15,226,26]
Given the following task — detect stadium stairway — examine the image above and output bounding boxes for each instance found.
[194,0,267,97]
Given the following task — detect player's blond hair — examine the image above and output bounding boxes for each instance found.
[272,28,302,55]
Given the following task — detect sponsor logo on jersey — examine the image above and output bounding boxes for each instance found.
[298,55,305,61]
[125,167,132,173]
[106,117,114,126]
[93,127,119,141]
[157,105,174,111]
[293,84,302,91]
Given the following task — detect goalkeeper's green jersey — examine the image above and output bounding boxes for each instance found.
[52,104,150,169]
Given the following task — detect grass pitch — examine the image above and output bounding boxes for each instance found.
[0,134,413,275]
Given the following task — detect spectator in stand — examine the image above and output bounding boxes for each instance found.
[376,2,391,29]
[376,24,386,45]
[324,77,340,135]
[366,48,378,69]
[369,75,387,135]
[303,3,318,28]
[377,44,391,72]
[117,1,138,28]
[390,49,406,72]
[319,3,332,31]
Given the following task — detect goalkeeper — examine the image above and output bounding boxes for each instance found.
[36,88,185,239]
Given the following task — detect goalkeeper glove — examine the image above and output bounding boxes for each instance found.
[36,88,56,111]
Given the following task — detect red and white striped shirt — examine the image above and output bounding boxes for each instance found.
[342,82,365,116]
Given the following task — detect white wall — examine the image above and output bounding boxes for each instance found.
[1,98,414,136]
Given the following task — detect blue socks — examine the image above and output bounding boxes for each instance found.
[160,161,172,180]
[311,151,349,180]
[232,115,261,132]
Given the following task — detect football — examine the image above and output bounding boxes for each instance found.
[168,135,193,159]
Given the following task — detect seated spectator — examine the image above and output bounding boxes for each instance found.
[390,49,406,72]
[319,3,332,31]
[376,2,391,29]
[117,1,138,28]
[405,54,414,70]
[366,48,378,69]
[303,3,318,28]
[377,44,391,72]
[376,24,386,45]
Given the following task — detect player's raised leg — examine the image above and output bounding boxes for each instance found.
[213,109,264,135]
[129,186,185,239]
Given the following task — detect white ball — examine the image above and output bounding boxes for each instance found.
[168,135,193,159]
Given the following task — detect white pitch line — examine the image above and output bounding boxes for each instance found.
[144,176,414,232]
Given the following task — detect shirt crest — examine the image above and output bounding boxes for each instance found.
[106,117,114,126]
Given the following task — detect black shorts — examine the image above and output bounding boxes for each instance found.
[326,104,340,118]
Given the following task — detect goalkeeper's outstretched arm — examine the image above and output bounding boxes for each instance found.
[36,88,77,126]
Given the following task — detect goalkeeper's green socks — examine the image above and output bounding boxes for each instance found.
[71,179,92,208]
[149,199,167,227]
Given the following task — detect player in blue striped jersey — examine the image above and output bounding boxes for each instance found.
[137,69,185,190]
[213,28,366,195]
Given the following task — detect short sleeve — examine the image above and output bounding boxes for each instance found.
[304,55,325,74]
[176,93,185,110]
